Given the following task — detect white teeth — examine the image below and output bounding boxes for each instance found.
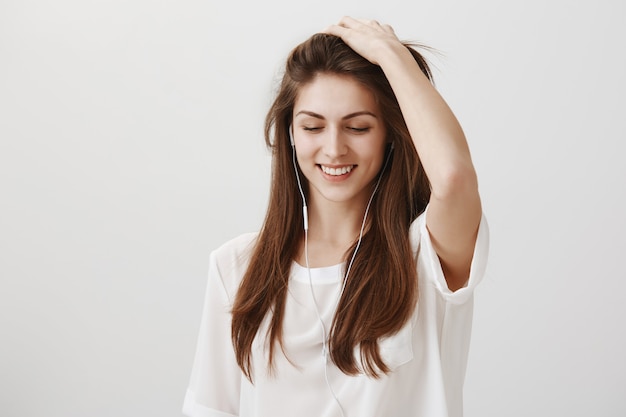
[321,165,353,176]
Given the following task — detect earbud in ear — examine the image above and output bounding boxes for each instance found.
[289,123,308,230]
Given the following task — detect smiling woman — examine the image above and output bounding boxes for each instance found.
[183,16,488,417]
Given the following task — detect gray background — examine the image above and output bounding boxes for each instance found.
[1,0,625,416]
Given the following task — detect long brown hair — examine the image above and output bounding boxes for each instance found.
[231,33,432,380]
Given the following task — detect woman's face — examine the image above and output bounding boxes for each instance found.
[292,73,387,210]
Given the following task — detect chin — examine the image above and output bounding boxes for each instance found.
[316,188,370,205]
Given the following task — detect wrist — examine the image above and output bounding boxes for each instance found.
[377,41,422,78]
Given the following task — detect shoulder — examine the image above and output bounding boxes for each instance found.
[408,210,427,251]
[209,232,259,299]
[213,232,259,261]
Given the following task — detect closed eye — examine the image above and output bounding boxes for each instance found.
[348,127,370,133]
[303,126,323,132]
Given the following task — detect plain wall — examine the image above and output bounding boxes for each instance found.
[1,0,624,416]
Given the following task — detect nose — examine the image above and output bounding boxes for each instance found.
[323,127,348,159]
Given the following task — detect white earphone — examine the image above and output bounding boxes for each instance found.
[288,124,394,417]
[289,125,308,231]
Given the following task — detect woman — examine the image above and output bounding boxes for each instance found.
[184,17,488,417]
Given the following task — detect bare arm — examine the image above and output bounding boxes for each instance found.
[324,17,482,291]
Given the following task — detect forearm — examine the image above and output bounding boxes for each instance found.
[377,43,478,199]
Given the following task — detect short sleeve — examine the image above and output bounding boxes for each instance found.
[410,208,489,305]
[183,251,241,417]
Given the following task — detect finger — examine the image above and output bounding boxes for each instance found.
[339,17,392,37]
[320,24,347,37]
[381,23,395,34]
[349,17,385,28]
[336,15,361,28]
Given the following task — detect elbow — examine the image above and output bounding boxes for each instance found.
[430,162,478,202]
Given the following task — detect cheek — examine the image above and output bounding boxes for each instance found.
[294,141,317,163]
[293,151,315,179]
[368,142,388,166]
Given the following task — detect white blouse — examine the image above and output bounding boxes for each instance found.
[183,210,489,417]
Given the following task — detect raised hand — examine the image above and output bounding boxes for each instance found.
[322,16,405,66]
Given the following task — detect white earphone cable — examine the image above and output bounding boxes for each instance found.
[291,125,393,417]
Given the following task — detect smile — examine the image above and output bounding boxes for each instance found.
[320,165,355,176]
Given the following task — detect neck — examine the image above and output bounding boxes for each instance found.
[297,193,371,268]
[310,198,366,242]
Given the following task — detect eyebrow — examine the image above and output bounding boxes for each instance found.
[294,110,378,120]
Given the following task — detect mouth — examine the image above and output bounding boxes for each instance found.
[319,164,355,176]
